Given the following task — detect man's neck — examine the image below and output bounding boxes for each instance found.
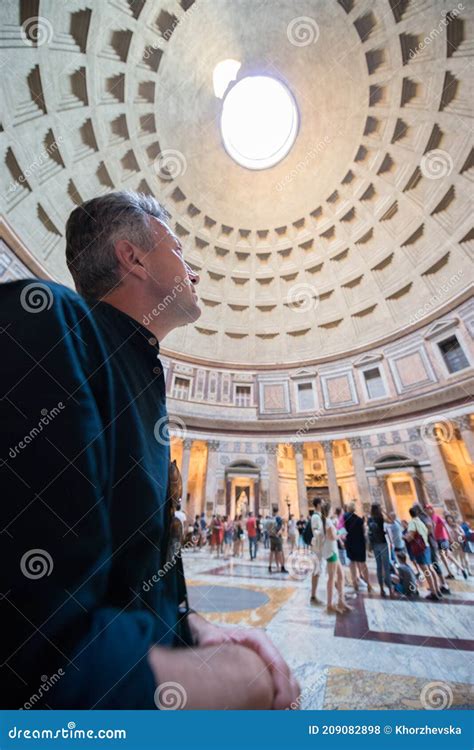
[102,289,177,342]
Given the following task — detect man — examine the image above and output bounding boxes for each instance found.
[0,191,298,710]
[406,506,441,600]
[296,514,306,548]
[262,514,272,549]
[268,514,289,574]
[393,551,418,598]
[386,511,406,558]
[174,501,187,533]
[246,511,257,560]
[413,504,450,595]
[425,504,468,580]
[310,498,324,605]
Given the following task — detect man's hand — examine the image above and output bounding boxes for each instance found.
[148,642,274,709]
[187,613,300,710]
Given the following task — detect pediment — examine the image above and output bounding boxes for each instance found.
[424,318,459,340]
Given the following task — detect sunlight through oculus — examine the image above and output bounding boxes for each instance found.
[220,76,299,170]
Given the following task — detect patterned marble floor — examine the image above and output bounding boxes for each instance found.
[182,546,474,710]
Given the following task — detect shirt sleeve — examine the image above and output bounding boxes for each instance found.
[0,281,157,708]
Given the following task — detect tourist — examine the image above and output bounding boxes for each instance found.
[262,515,272,549]
[223,515,234,557]
[288,514,297,553]
[0,190,298,709]
[414,505,450,594]
[401,518,422,577]
[334,507,347,566]
[344,501,372,593]
[406,506,442,600]
[368,504,394,598]
[296,515,306,548]
[310,499,324,605]
[175,501,187,532]
[446,514,472,574]
[193,515,201,551]
[247,511,258,560]
[393,551,418,598]
[269,515,289,574]
[200,512,207,548]
[256,514,263,545]
[210,514,223,557]
[386,511,406,560]
[233,515,245,557]
[425,504,468,579]
[321,502,352,615]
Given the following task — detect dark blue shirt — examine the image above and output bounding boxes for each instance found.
[0,280,188,708]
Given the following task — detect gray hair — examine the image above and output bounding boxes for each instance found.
[65,190,170,299]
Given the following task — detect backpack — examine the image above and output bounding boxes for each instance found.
[302,519,313,546]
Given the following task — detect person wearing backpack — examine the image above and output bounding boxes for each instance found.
[309,499,324,605]
[406,506,442,600]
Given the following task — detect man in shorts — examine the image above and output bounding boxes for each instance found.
[310,498,324,605]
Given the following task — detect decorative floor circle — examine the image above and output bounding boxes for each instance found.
[188,584,269,612]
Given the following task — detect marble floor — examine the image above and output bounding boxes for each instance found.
[183,545,474,710]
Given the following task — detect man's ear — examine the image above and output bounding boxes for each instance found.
[114,239,148,281]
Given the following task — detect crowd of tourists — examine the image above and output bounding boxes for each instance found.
[306,499,472,613]
[176,499,472,614]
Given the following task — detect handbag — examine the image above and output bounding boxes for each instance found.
[410,530,426,557]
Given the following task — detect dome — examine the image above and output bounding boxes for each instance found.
[1,0,471,368]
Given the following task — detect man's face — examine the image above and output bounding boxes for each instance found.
[142,216,201,324]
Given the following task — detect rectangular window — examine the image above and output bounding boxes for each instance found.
[363,367,386,399]
[438,335,469,374]
[235,385,251,407]
[172,376,190,400]
[297,382,315,411]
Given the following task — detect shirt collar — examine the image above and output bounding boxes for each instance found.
[93,300,161,362]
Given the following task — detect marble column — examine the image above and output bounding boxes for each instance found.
[321,440,340,506]
[453,415,474,464]
[348,437,371,507]
[180,438,193,511]
[293,444,309,517]
[204,440,220,511]
[420,429,456,509]
[380,475,394,513]
[265,443,281,514]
